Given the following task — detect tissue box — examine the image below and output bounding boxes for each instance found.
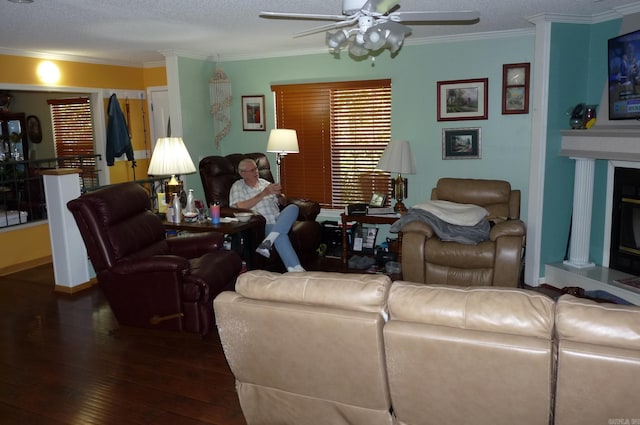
[0,210,28,227]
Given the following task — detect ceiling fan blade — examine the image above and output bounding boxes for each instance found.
[293,17,359,38]
[390,10,480,23]
[260,11,351,21]
[361,0,400,15]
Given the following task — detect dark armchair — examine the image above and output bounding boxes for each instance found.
[199,153,322,271]
[67,182,242,335]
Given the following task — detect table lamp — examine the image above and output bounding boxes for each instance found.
[266,129,299,182]
[376,140,416,213]
[147,137,196,204]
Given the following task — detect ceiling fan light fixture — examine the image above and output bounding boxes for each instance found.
[326,29,349,50]
[348,39,370,57]
[363,27,386,50]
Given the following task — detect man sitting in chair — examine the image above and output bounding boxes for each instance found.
[229,158,305,272]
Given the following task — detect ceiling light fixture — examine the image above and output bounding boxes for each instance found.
[8,0,34,3]
[260,0,479,61]
[326,18,411,58]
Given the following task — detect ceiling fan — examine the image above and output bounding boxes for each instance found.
[259,0,480,57]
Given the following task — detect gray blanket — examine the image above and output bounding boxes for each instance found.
[389,208,490,245]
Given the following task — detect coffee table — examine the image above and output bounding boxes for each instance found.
[164,209,265,269]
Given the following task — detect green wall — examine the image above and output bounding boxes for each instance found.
[178,34,536,224]
[540,20,621,275]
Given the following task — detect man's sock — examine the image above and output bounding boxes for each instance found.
[287,265,306,272]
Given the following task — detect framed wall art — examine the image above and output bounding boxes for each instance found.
[241,95,265,131]
[442,127,481,159]
[502,63,530,114]
[437,78,488,121]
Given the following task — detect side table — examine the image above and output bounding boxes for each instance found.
[340,213,402,265]
[163,210,265,269]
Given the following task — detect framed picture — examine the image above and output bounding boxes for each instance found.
[363,227,378,252]
[369,192,387,207]
[442,127,481,159]
[437,78,488,121]
[241,95,265,131]
[26,115,42,144]
[502,63,530,114]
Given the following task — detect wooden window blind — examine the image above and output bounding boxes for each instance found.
[47,97,98,189]
[272,79,391,208]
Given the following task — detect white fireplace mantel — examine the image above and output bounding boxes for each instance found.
[560,126,640,161]
[555,125,640,304]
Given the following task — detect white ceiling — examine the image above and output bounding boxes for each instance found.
[2,0,640,66]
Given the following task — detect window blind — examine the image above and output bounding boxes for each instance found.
[272,79,391,208]
[47,97,98,188]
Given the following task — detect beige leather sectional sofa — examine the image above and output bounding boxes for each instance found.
[214,271,640,425]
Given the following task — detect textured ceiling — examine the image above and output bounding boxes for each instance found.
[1,0,640,66]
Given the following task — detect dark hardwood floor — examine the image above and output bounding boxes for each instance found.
[0,264,246,425]
[0,256,559,425]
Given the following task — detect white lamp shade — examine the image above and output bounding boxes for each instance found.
[147,137,196,176]
[376,140,416,174]
[266,129,299,154]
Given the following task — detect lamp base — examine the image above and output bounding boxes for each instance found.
[393,200,407,214]
[164,180,184,205]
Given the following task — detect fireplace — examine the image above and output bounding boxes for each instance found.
[546,127,640,306]
[610,167,640,275]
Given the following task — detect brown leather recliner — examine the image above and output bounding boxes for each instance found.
[400,178,526,287]
[67,182,242,335]
[199,153,322,271]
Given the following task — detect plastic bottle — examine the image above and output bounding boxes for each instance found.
[186,189,195,213]
[171,193,181,223]
[210,201,220,224]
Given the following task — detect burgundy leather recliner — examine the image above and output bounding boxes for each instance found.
[67,182,242,335]
[199,153,322,271]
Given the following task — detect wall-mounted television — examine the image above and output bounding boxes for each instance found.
[608,29,640,120]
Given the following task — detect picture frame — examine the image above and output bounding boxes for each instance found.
[437,78,488,121]
[442,127,482,159]
[26,115,42,144]
[502,63,530,114]
[368,192,387,208]
[241,95,265,131]
[363,227,378,252]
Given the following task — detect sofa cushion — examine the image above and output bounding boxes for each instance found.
[554,295,640,424]
[387,282,555,338]
[556,294,640,350]
[235,270,391,314]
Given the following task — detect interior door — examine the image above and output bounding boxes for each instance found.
[148,87,170,153]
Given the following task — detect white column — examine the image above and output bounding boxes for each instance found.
[564,157,596,269]
[42,169,92,292]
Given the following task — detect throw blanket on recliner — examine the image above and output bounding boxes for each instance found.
[390,208,490,244]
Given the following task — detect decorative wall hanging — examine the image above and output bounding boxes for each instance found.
[242,95,265,131]
[437,78,488,121]
[26,115,42,143]
[502,63,530,114]
[442,127,481,159]
[210,67,232,148]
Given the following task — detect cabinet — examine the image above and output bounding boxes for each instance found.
[0,112,29,161]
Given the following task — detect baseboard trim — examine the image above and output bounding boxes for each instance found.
[0,256,53,276]
[54,278,98,295]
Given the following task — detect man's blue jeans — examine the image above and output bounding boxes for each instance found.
[265,204,301,269]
